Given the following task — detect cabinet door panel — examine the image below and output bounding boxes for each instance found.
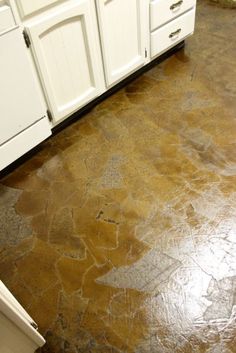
[16,0,64,17]
[26,0,104,122]
[96,0,148,87]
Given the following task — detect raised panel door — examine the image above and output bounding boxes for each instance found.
[26,0,105,123]
[96,0,148,87]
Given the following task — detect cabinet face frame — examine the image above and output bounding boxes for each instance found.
[25,0,105,123]
[96,0,149,87]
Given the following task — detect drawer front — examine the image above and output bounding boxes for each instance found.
[151,8,195,58]
[16,0,66,17]
[0,6,15,33]
[150,0,196,31]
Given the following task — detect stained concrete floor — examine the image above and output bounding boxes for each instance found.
[1,1,236,352]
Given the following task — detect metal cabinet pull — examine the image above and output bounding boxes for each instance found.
[170,0,183,10]
[169,28,182,38]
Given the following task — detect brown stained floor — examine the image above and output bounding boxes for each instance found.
[1,1,236,352]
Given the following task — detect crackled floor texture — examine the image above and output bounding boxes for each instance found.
[1,1,236,352]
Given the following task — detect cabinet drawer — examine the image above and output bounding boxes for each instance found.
[150,0,196,31]
[0,6,15,33]
[151,8,195,58]
[16,0,66,17]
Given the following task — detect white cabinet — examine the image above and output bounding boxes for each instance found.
[0,22,51,171]
[0,0,196,169]
[0,281,45,353]
[96,0,149,87]
[25,0,105,123]
[0,28,46,146]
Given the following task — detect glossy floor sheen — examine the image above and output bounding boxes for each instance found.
[1,2,236,353]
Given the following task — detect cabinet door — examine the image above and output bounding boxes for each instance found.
[96,0,148,87]
[0,27,48,145]
[26,0,105,123]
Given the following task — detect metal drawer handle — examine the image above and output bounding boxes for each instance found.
[169,28,182,38]
[170,0,183,10]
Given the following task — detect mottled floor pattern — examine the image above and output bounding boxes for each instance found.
[1,1,236,352]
